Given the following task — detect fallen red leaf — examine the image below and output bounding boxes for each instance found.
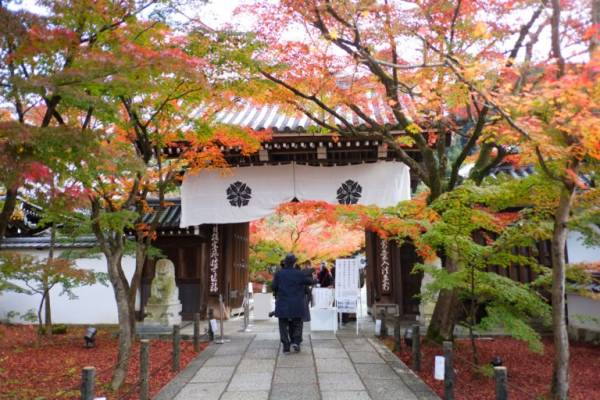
[0,324,205,399]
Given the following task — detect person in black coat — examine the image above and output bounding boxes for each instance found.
[317,262,333,288]
[300,261,314,323]
[272,253,313,353]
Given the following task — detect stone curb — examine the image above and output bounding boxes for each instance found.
[367,338,441,400]
[153,342,220,400]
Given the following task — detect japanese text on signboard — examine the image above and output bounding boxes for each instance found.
[335,258,359,313]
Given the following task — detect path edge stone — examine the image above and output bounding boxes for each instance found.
[367,338,441,400]
[153,343,219,400]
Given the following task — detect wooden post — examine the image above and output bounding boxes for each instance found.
[494,366,508,400]
[80,366,95,400]
[443,341,454,400]
[139,339,150,400]
[218,294,225,342]
[379,310,387,338]
[193,313,201,352]
[208,308,215,341]
[393,316,401,353]
[172,324,181,372]
[243,287,250,330]
[411,324,421,372]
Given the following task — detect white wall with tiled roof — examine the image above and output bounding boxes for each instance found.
[0,250,137,324]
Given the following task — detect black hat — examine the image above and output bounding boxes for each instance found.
[284,253,297,268]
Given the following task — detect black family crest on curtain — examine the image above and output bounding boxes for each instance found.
[226,181,252,207]
[336,179,362,204]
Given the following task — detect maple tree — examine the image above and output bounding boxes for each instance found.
[0,0,264,390]
[494,42,599,400]
[417,178,558,364]
[249,239,288,277]
[236,2,598,397]
[240,0,595,341]
[1,249,100,336]
[83,21,265,390]
[251,202,364,265]
[0,0,170,389]
[11,165,106,336]
[83,16,269,392]
[1,1,595,399]
[422,1,599,396]
[0,0,151,243]
[235,0,561,342]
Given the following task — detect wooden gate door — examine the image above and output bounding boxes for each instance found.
[221,223,250,313]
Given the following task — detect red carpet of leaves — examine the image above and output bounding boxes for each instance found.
[0,324,205,400]
[386,336,600,400]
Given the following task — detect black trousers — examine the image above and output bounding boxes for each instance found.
[278,318,303,350]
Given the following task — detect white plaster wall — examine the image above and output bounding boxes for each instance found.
[567,294,600,332]
[566,231,600,332]
[567,231,600,264]
[0,249,136,324]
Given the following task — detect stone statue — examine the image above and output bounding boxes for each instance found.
[144,259,182,326]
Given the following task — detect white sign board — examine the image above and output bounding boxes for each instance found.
[210,319,218,333]
[434,356,445,380]
[313,287,334,308]
[253,293,273,320]
[335,258,359,313]
[310,308,338,332]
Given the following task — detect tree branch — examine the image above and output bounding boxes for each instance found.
[448,107,489,190]
[448,0,463,54]
[550,0,565,76]
[259,68,357,134]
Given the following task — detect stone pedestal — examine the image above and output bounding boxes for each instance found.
[144,301,182,326]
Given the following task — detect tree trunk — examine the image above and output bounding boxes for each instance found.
[37,292,45,334]
[469,264,479,365]
[0,186,18,244]
[550,185,573,400]
[106,254,133,391]
[426,289,460,342]
[112,290,133,391]
[426,256,460,342]
[45,224,56,336]
[44,288,52,336]
[128,240,147,333]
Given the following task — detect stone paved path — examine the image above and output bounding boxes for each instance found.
[156,319,439,400]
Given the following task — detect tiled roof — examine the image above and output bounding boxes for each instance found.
[0,235,98,250]
[488,165,535,180]
[1,196,46,236]
[488,164,593,188]
[142,200,182,229]
[141,199,208,236]
[202,99,400,132]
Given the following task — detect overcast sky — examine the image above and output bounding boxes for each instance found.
[11,0,249,28]
[10,0,585,66]
[199,0,246,28]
